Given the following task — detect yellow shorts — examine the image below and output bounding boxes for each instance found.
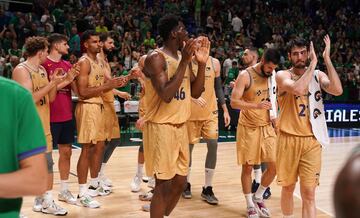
[144,122,189,180]
[75,102,105,144]
[276,132,322,187]
[236,124,276,165]
[103,101,120,141]
[46,134,53,152]
[187,116,218,144]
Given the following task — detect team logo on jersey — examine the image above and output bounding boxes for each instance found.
[256,90,262,96]
[206,66,211,71]
[41,73,46,78]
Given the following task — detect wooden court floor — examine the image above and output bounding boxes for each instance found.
[21,136,360,218]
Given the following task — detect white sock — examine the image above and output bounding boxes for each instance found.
[79,184,87,197]
[137,164,144,177]
[187,167,191,182]
[43,191,53,203]
[283,215,294,218]
[245,194,254,208]
[254,169,262,183]
[99,163,106,176]
[60,180,69,192]
[254,185,267,200]
[205,168,215,188]
[89,177,99,188]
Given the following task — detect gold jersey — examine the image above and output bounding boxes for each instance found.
[189,57,217,121]
[278,71,313,136]
[239,67,271,127]
[78,55,105,104]
[143,49,191,124]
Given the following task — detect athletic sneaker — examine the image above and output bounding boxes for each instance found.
[142,176,149,183]
[33,196,43,212]
[58,190,77,205]
[147,177,155,189]
[41,200,68,216]
[247,206,259,218]
[252,196,271,217]
[130,175,142,192]
[201,186,218,205]
[19,213,28,218]
[139,189,154,201]
[77,194,101,208]
[182,182,192,199]
[263,187,271,200]
[251,180,272,199]
[251,180,260,193]
[100,175,113,187]
[88,184,111,197]
[141,204,150,212]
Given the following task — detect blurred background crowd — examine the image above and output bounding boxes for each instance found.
[0,0,359,101]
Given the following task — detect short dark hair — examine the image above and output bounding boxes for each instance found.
[157,14,180,41]
[263,48,280,65]
[287,37,309,53]
[246,46,258,54]
[99,32,111,42]
[48,33,68,50]
[25,36,49,57]
[81,30,98,43]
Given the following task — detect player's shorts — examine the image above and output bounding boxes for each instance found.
[187,115,218,144]
[103,101,120,141]
[144,122,189,180]
[75,102,105,144]
[51,119,75,147]
[276,131,322,187]
[236,123,276,165]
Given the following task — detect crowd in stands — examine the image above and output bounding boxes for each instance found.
[0,0,359,101]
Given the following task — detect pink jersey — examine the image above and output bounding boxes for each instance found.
[42,58,73,122]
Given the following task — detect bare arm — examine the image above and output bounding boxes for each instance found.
[12,66,58,103]
[0,153,47,198]
[276,42,318,96]
[319,35,343,96]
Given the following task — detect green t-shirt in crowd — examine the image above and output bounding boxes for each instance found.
[0,77,46,218]
[225,67,239,85]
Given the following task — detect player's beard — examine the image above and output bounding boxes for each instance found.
[103,47,112,56]
[260,64,272,78]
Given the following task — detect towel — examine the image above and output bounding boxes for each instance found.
[268,71,277,119]
[309,70,330,147]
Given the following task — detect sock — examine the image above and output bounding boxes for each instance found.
[137,164,144,177]
[60,180,69,192]
[254,185,267,200]
[254,169,262,183]
[43,191,53,203]
[99,163,106,177]
[89,177,99,188]
[283,215,294,218]
[187,167,191,182]
[79,184,87,197]
[205,168,215,188]
[245,194,254,208]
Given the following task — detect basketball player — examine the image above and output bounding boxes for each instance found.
[97,32,132,188]
[276,36,342,218]
[142,14,209,217]
[231,48,280,217]
[42,33,79,206]
[0,76,48,218]
[75,30,128,208]
[238,47,271,199]
[182,55,230,205]
[12,36,68,215]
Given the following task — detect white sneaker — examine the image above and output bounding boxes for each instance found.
[252,196,271,217]
[141,204,150,212]
[58,190,77,205]
[88,184,112,197]
[131,175,142,192]
[41,200,68,216]
[77,194,101,208]
[19,213,28,218]
[139,189,154,201]
[100,175,113,187]
[32,196,43,212]
[147,177,155,189]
